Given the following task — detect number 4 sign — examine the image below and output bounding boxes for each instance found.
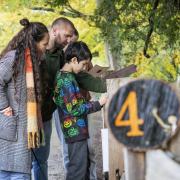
[108,79,180,150]
[115,91,144,137]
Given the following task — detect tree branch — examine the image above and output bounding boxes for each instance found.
[143,0,159,58]
[61,1,93,20]
[31,7,55,12]
[31,1,92,21]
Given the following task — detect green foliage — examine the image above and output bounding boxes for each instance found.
[0,0,106,65]
[0,0,179,81]
[46,0,179,73]
[93,0,180,66]
[133,50,180,82]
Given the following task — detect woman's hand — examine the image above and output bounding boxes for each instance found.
[0,106,13,116]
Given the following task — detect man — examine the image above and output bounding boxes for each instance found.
[54,28,99,180]
[32,17,106,180]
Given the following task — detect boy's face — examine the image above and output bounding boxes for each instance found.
[72,58,90,74]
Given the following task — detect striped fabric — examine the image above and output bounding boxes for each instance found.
[0,50,31,174]
[25,48,43,149]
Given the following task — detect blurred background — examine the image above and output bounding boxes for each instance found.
[0,0,179,81]
[0,1,179,179]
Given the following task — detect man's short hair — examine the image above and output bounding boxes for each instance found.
[51,17,75,29]
[73,28,79,37]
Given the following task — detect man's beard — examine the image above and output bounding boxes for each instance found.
[54,40,64,50]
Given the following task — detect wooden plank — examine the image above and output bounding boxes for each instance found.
[87,64,136,78]
[103,78,135,179]
[168,84,180,162]
[87,64,109,77]
[108,133,124,179]
[104,79,124,179]
[105,64,137,79]
[146,150,180,180]
[168,123,180,162]
[124,148,145,180]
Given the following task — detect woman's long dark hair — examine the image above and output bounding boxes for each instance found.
[0,18,48,102]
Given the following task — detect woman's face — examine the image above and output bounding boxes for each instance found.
[36,33,49,55]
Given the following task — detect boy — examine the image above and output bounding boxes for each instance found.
[54,41,107,180]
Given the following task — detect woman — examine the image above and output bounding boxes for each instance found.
[0,18,49,179]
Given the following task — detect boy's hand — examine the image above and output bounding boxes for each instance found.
[99,93,108,106]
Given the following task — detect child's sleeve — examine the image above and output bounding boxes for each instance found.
[54,78,102,117]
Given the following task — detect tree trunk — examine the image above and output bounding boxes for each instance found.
[96,0,119,70]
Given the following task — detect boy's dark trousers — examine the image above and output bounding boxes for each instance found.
[66,140,90,180]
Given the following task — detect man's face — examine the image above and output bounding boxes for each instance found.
[70,34,79,43]
[53,24,73,48]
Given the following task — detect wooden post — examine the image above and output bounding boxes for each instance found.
[111,78,145,180]
[104,79,124,179]
[124,149,145,180]
[105,78,180,180]
[105,78,145,180]
[168,79,180,162]
[104,78,136,179]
